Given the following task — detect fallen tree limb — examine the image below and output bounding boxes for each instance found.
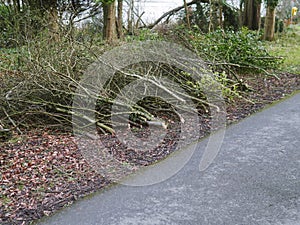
[145,0,201,29]
[144,0,238,29]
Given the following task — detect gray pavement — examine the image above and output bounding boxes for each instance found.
[37,92,300,225]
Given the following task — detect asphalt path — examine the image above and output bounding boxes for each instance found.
[37,92,300,225]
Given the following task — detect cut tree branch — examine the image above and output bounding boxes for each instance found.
[144,0,237,29]
[145,0,205,29]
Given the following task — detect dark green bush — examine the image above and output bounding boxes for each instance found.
[190,27,283,73]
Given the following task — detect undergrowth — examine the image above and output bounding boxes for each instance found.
[0,26,284,133]
[267,24,300,75]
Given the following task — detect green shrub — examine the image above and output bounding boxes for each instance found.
[190,27,283,73]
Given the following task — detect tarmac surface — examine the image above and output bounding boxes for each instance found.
[37,92,300,225]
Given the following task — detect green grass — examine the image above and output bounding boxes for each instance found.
[267,24,300,74]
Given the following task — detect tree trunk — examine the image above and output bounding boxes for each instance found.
[263,6,276,41]
[209,0,213,32]
[103,1,117,43]
[183,0,191,29]
[116,0,123,39]
[28,0,59,39]
[47,1,59,40]
[243,0,261,30]
[127,0,134,34]
[219,0,223,28]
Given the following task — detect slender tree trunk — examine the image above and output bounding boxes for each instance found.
[117,0,123,39]
[219,0,223,29]
[183,0,191,29]
[263,6,276,41]
[127,0,134,34]
[209,0,213,32]
[103,1,117,43]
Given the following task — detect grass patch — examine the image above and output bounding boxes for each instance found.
[267,24,300,74]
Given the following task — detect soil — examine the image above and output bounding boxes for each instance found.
[0,72,299,225]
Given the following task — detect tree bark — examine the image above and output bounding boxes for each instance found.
[209,0,213,32]
[116,0,123,39]
[103,1,117,43]
[127,0,134,34]
[263,6,276,41]
[183,0,191,29]
[219,0,223,29]
[243,0,261,30]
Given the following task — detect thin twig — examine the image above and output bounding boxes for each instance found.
[3,108,22,134]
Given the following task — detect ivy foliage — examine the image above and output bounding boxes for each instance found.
[265,0,279,8]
